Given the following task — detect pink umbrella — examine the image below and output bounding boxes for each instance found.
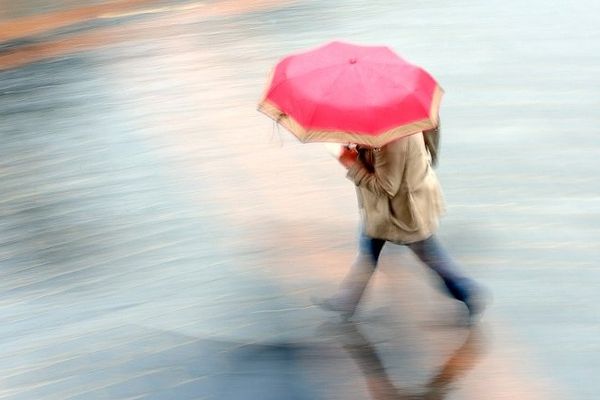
[258,41,443,148]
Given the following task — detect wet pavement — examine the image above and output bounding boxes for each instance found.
[1,0,599,399]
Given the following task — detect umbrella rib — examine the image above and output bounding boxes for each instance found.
[367,60,437,103]
[354,65,377,133]
[365,62,412,91]
[267,62,349,98]
[286,61,349,80]
[364,63,432,117]
[306,65,351,130]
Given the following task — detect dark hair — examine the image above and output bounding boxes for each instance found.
[423,123,441,167]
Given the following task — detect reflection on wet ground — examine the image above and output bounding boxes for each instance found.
[320,322,486,400]
[0,0,599,399]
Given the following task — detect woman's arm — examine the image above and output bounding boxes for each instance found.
[345,139,408,198]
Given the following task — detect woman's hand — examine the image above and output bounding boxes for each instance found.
[324,143,357,169]
[338,146,357,169]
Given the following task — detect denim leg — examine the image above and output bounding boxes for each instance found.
[329,233,386,314]
[406,235,475,302]
[359,232,386,264]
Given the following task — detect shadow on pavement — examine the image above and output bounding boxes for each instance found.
[25,322,485,399]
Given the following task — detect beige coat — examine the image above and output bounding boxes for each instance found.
[346,132,445,244]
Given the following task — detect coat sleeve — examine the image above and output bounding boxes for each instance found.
[345,138,407,198]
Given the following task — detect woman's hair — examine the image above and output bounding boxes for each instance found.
[423,123,441,167]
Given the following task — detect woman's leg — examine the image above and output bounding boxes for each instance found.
[358,230,386,264]
[315,232,385,316]
[406,235,484,319]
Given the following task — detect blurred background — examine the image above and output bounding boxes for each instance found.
[1,0,599,399]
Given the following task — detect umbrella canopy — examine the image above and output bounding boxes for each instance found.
[258,41,443,147]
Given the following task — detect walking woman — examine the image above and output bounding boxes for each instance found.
[315,128,487,324]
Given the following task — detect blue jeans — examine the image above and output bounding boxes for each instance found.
[359,233,475,302]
